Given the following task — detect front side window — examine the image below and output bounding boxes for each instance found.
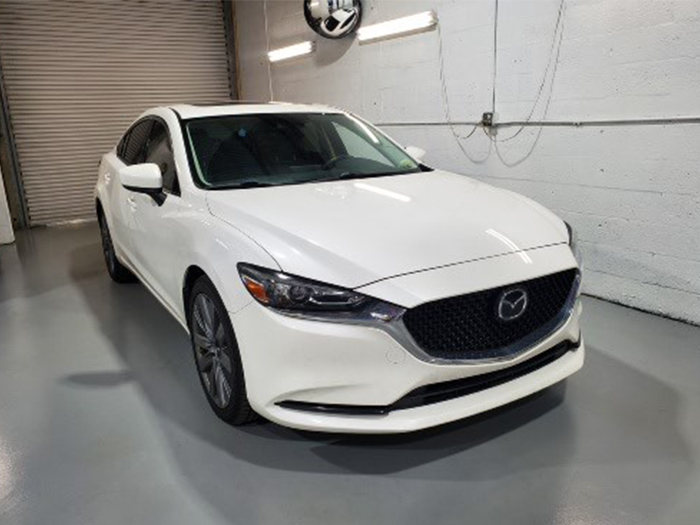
[121,120,152,165]
[144,121,179,195]
[184,113,423,189]
[117,131,130,159]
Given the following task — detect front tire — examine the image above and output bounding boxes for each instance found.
[98,213,136,283]
[189,276,258,425]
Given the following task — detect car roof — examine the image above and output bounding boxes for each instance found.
[168,101,344,120]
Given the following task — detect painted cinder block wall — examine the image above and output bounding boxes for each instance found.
[235,0,700,325]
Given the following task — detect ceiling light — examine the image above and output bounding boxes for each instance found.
[268,41,315,63]
[357,11,438,44]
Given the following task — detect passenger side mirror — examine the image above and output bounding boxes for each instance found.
[405,146,427,162]
[120,163,166,205]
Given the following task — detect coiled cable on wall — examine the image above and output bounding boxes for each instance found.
[436,21,484,162]
[490,0,567,143]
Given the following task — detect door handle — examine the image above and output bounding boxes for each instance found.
[127,196,137,210]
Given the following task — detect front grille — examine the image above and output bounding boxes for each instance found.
[402,269,578,360]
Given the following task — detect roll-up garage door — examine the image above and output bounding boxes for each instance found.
[0,0,233,225]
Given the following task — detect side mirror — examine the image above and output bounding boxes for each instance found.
[405,146,427,162]
[120,164,165,205]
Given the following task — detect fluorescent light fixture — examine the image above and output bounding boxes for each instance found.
[268,41,315,63]
[358,11,437,43]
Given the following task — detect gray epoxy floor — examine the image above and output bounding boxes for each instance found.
[1,224,699,525]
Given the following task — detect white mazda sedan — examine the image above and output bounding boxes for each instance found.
[95,103,584,434]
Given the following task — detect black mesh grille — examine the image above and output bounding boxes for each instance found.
[403,269,578,360]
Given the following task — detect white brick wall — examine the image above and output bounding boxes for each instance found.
[235,0,700,324]
[0,163,14,245]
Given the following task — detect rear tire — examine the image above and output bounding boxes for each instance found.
[98,212,136,284]
[189,276,258,425]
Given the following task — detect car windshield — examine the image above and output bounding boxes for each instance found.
[183,112,424,189]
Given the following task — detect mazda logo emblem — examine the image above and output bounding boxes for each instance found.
[497,287,528,321]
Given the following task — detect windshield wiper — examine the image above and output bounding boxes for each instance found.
[315,170,409,183]
[213,180,274,190]
[212,171,414,189]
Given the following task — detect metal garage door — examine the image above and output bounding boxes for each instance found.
[0,0,234,225]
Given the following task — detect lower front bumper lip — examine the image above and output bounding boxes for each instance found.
[263,340,585,434]
[277,337,581,416]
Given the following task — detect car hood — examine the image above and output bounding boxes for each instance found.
[206,170,568,288]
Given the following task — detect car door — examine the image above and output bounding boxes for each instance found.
[127,118,185,309]
[109,119,153,262]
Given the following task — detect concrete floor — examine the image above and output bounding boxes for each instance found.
[0,224,699,525]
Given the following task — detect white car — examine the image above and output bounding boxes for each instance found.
[95,103,584,434]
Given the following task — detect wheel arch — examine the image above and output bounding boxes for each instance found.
[178,214,274,326]
[183,265,207,325]
[95,196,113,232]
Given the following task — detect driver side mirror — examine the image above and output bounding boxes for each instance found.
[120,163,166,205]
[405,146,427,162]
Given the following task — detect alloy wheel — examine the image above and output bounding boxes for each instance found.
[192,293,234,408]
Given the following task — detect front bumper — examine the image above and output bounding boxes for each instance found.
[231,294,584,434]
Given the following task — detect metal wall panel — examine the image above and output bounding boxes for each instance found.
[0,0,232,225]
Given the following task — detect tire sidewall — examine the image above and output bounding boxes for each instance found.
[98,214,117,278]
[98,213,135,283]
[188,276,253,423]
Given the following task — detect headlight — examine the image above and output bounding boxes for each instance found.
[565,221,583,267]
[237,263,405,322]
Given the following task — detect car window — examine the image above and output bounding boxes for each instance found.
[117,130,130,159]
[122,120,152,165]
[144,120,179,195]
[332,122,394,167]
[184,113,422,189]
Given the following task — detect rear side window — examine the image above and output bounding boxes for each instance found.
[121,120,152,165]
[144,120,179,195]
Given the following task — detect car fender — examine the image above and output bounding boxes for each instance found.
[172,206,280,327]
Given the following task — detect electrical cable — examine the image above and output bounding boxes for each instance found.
[491,0,499,114]
[436,21,486,162]
[491,0,567,143]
